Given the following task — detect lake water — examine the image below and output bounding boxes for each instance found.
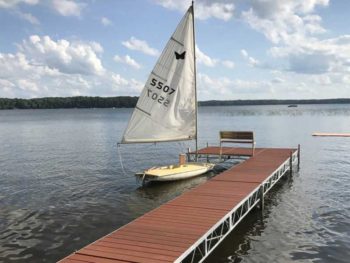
[0,104,349,263]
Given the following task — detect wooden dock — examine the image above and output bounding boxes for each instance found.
[59,146,299,263]
[312,132,350,137]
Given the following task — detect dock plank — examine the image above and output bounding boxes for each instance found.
[67,254,131,263]
[81,245,176,262]
[77,249,172,263]
[101,237,185,253]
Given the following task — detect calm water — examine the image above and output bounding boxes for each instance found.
[0,105,350,263]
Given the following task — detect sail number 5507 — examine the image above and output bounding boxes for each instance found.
[147,89,170,107]
[150,78,175,95]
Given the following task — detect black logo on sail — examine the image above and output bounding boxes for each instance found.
[175,51,186,60]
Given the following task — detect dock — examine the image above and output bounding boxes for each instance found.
[59,146,299,263]
[312,132,350,137]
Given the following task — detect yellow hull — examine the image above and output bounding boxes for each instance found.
[136,162,215,182]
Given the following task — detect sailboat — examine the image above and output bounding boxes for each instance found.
[120,2,214,183]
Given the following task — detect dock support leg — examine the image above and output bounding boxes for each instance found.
[297,144,300,171]
[259,185,264,211]
[289,151,293,176]
[206,142,209,163]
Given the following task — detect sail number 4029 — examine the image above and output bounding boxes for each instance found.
[147,89,170,107]
[150,78,176,95]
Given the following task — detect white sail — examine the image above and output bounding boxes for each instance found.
[121,6,196,143]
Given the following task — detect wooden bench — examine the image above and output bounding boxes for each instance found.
[220,131,255,158]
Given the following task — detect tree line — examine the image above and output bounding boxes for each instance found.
[200,98,350,106]
[0,96,349,110]
[0,96,138,109]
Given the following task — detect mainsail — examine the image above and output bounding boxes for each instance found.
[121,6,196,143]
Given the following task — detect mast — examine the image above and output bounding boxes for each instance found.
[191,0,198,160]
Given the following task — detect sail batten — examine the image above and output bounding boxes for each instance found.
[121,7,196,144]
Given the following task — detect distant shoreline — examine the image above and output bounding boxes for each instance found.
[200,98,350,106]
[0,96,349,110]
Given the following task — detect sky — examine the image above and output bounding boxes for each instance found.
[0,0,349,100]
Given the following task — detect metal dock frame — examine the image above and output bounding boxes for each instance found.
[176,150,299,263]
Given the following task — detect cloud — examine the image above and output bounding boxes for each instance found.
[241,49,260,67]
[196,2,234,21]
[241,0,328,47]
[0,35,144,98]
[221,60,235,69]
[288,52,333,74]
[16,10,40,24]
[2,0,347,100]
[196,46,217,67]
[110,75,143,93]
[18,35,105,76]
[198,73,272,99]
[1,0,85,18]
[271,77,285,83]
[114,55,141,69]
[249,0,328,19]
[269,34,350,75]
[52,0,84,17]
[312,75,331,85]
[18,79,39,92]
[239,0,344,75]
[0,52,60,97]
[239,0,350,76]
[153,0,234,21]
[196,46,234,69]
[0,0,40,24]
[0,0,39,9]
[122,37,160,56]
[101,17,112,26]
[0,52,143,98]
[197,71,349,100]
[0,79,16,94]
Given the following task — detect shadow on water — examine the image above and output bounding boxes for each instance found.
[135,160,235,196]
[139,171,215,191]
[135,167,225,200]
[124,163,237,225]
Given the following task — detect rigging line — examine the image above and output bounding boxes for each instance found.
[117,143,129,177]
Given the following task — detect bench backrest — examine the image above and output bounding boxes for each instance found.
[220,131,254,143]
